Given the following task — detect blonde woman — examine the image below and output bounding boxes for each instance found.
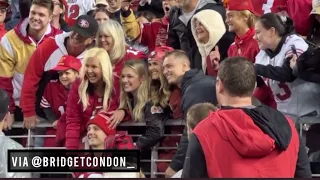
[96,19,147,127]
[119,60,169,150]
[64,48,123,149]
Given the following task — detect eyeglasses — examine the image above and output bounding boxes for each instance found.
[0,8,7,14]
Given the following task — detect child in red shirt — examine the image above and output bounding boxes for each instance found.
[40,55,81,147]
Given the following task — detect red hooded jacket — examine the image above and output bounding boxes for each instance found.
[193,108,300,177]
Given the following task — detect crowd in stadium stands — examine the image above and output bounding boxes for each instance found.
[0,0,319,178]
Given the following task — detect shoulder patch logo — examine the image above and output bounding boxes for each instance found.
[150,105,163,114]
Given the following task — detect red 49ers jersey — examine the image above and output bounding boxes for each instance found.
[66,0,96,26]
[251,0,287,15]
[40,80,69,119]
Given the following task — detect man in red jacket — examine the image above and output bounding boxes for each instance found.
[182,57,312,178]
[20,15,98,129]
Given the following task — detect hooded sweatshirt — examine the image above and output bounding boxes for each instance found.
[191,9,226,75]
[0,18,61,113]
[182,105,312,178]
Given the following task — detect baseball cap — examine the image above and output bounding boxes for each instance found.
[72,15,99,38]
[148,46,174,62]
[0,0,9,8]
[52,55,82,72]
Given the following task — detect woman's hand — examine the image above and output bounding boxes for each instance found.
[210,46,220,70]
[104,110,126,129]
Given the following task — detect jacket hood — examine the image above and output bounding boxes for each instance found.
[211,105,292,157]
[181,69,205,94]
[191,9,226,72]
[14,18,60,45]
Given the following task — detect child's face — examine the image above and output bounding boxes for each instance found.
[58,69,78,89]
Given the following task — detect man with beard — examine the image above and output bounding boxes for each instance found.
[0,0,61,132]
[20,15,98,130]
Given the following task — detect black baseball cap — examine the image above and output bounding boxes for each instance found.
[72,15,99,38]
[0,89,9,121]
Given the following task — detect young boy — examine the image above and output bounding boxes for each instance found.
[186,103,218,140]
[40,55,81,147]
[171,103,217,178]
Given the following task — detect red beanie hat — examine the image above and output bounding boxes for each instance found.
[87,114,116,136]
[226,0,258,15]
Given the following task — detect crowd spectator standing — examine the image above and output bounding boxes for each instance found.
[0,0,320,178]
[0,89,31,178]
[0,0,61,143]
[182,57,312,178]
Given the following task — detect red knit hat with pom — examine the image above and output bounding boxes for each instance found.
[87,114,116,136]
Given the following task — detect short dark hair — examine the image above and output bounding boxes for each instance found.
[187,103,217,130]
[31,0,54,14]
[0,89,9,121]
[135,11,156,22]
[218,57,256,97]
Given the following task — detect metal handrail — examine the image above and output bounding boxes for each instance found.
[11,119,185,128]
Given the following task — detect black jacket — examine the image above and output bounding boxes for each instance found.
[169,69,217,172]
[168,1,234,69]
[182,105,312,178]
[136,101,170,150]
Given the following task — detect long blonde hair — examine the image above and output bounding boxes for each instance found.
[119,60,150,122]
[150,68,170,108]
[78,48,114,111]
[96,20,126,64]
[237,10,257,28]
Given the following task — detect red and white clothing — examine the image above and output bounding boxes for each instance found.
[65,0,96,26]
[40,80,69,147]
[141,17,170,52]
[227,28,276,108]
[20,32,87,118]
[255,34,320,117]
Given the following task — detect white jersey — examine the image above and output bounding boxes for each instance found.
[66,0,95,20]
[255,34,320,117]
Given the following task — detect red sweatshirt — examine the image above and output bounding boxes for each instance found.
[65,76,122,149]
[194,109,299,177]
[141,17,170,52]
[40,80,69,147]
[20,32,87,118]
[227,28,259,63]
